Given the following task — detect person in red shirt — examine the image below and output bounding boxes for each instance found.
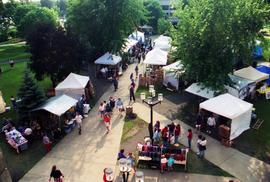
[103,168,107,182]
[187,129,193,149]
[174,124,181,144]
[103,113,111,134]
[161,127,169,147]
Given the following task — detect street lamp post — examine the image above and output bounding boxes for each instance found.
[119,158,132,182]
[140,89,163,143]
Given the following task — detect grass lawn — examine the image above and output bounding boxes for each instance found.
[122,116,233,177]
[0,43,30,63]
[0,62,52,181]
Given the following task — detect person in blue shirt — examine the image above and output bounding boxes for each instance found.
[167,155,175,171]
[117,149,126,160]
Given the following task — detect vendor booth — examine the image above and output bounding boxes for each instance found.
[33,94,78,130]
[256,65,270,85]
[0,91,6,114]
[95,52,122,78]
[154,35,172,52]
[55,73,92,100]
[129,30,145,43]
[143,48,168,66]
[225,74,255,100]
[200,93,253,140]
[162,61,183,90]
[234,66,269,83]
[185,83,217,99]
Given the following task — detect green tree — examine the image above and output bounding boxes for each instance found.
[173,0,269,90]
[67,0,146,60]
[27,23,85,86]
[157,18,171,35]
[13,4,38,27]
[143,0,164,33]
[17,7,58,37]
[40,0,54,8]
[17,70,45,122]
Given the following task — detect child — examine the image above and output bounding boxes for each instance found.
[103,113,111,134]
[187,129,193,149]
[160,155,167,173]
[127,152,136,172]
[167,155,175,171]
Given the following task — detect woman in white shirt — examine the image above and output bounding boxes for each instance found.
[199,137,207,158]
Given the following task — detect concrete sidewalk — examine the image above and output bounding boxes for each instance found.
[114,169,239,182]
[133,102,270,182]
[20,64,140,182]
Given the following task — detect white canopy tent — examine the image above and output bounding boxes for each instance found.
[162,61,183,90]
[154,35,172,52]
[33,94,78,116]
[55,73,89,100]
[0,91,6,114]
[143,48,168,66]
[122,38,138,52]
[234,66,269,83]
[185,83,216,99]
[128,31,145,43]
[94,52,122,66]
[200,93,253,140]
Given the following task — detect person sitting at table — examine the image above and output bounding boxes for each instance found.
[24,127,33,143]
[160,155,167,173]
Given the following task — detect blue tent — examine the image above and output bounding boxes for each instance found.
[256,65,270,85]
[253,45,263,59]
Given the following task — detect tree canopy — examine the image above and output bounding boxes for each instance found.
[40,0,54,9]
[143,0,164,33]
[17,6,58,37]
[67,0,146,60]
[173,0,269,90]
[27,23,85,86]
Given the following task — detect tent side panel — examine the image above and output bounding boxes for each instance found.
[230,108,252,140]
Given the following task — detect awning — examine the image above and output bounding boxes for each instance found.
[94,52,122,65]
[122,38,138,52]
[233,66,269,83]
[33,95,77,116]
[55,73,89,90]
[154,35,172,51]
[185,83,216,99]
[143,48,168,65]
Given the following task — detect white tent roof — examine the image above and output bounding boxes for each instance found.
[55,73,89,90]
[122,38,138,52]
[33,95,77,116]
[144,48,168,65]
[200,94,253,140]
[185,83,216,99]
[234,66,269,83]
[94,52,122,65]
[154,35,172,51]
[163,61,183,71]
[200,94,253,119]
[128,31,145,43]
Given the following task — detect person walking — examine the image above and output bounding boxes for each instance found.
[116,98,124,115]
[75,112,83,135]
[43,134,52,153]
[196,135,202,155]
[199,136,207,158]
[103,113,111,134]
[129,85,135,102]
[49,165,64,182]
[174,124,181,144]
[195,112,203,133]
[99,102,105,118]
[112,76,118,91]
[135,65,139,78]
[130,73,134,81]
[187,129,193,149]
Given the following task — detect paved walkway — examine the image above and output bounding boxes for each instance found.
[20,64,139,182]
[114,169,239,182]
[133,102,270,182]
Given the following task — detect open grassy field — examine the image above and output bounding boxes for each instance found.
[0,42,30,63]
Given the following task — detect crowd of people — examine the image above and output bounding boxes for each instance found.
[98,96,125,134]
